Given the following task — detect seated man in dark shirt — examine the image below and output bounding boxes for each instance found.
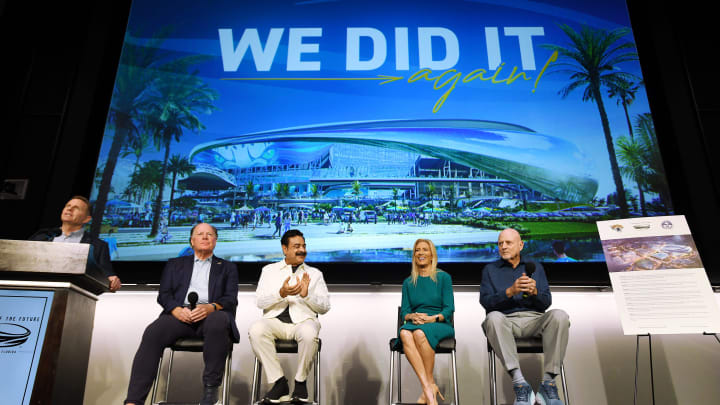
[29,195,121,291]
[480,228,570,405]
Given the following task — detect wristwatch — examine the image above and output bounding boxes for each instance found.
[211,303,218,311]
[435,315,441,323]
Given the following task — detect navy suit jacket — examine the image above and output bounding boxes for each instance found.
[29,228,115,277]
[158,255,240,342]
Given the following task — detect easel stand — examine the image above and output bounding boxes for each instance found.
[634,332,720,405]
[633,334,655,405]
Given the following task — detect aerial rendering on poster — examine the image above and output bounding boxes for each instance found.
[601,235,703,272]
[89,0,673,262]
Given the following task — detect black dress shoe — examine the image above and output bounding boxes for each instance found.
[291,380,309,402]
[263,376,290,403]
[200,384,219,405]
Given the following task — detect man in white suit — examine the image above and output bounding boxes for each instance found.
[249,229,331,403]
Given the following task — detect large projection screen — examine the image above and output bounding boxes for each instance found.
[90,0,673,267]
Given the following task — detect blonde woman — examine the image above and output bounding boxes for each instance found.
[397,239,455,405]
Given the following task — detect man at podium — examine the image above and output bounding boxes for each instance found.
[124,222,239,405]
[29,195,122,291]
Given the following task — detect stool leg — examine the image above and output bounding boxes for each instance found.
[451,350,460,405]
[388,350,395,405]
[251,357,261,405]
[223,350,232,405]
[488,348,497,405]
[150,350,164,405]
[315,350,321,405]
[560,363,570,405]
[397,351,402,403]
[166,349,175,401]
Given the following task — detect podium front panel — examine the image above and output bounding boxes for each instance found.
[0,289,54,405]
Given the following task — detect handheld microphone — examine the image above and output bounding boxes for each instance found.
[188,292,198,310]
[522,262,536,299]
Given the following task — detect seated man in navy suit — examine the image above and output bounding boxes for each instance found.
[124,223,239,405]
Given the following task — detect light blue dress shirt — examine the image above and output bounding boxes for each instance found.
[52,228,84,243]
[184,255,212,305]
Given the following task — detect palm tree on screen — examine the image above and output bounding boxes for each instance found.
[609,78,645,214]
[448,184,457,212]
[146,62,218,237]
[245,180,257,207]
[274,183,290,199]
[634,113,672,213]
[125,160,166,204]
[608,78,641,138]
[92,28,172,236]
[309,183,319,205]
[166,154,196,224]
[94,164,112,194]
[615,135,648,215]
[351,180,362,206]
[425,183,437,212]
[544,24,639,217]
[121,132,151,179]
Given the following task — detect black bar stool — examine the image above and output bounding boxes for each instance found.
[388,307,459,405]
[250,339,322,405]
[487,337,570,405]
[150,336,233,405]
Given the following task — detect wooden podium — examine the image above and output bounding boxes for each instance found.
[0,239,109,405]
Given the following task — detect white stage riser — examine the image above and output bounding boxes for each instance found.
[84,288,720,405]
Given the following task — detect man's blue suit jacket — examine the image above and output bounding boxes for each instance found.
[29,228,115,277]
[157,255,240,342]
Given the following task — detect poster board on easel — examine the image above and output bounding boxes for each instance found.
[596,215,720,335]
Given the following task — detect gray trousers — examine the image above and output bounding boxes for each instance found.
[482,309,570,375]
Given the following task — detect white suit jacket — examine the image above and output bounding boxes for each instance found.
[255,259,331,323]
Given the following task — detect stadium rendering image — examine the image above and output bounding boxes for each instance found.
[100,119,611,263]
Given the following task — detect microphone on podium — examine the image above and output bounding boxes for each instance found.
[522,262,536,299]
[188,292,198,310]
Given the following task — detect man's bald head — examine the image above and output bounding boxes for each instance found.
[498,228,524,265]
[499,228,521,242]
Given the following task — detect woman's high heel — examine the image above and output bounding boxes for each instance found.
[425,385,438,405]
[418,384,444,404]
[433,384,446,402]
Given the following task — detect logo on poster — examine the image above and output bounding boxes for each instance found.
[661,220,673,230]
[611,224,623,232]
[0,323,31,348]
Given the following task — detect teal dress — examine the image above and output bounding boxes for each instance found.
[398,270,455,350]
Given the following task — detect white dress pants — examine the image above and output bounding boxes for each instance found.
[248,317,320,383]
